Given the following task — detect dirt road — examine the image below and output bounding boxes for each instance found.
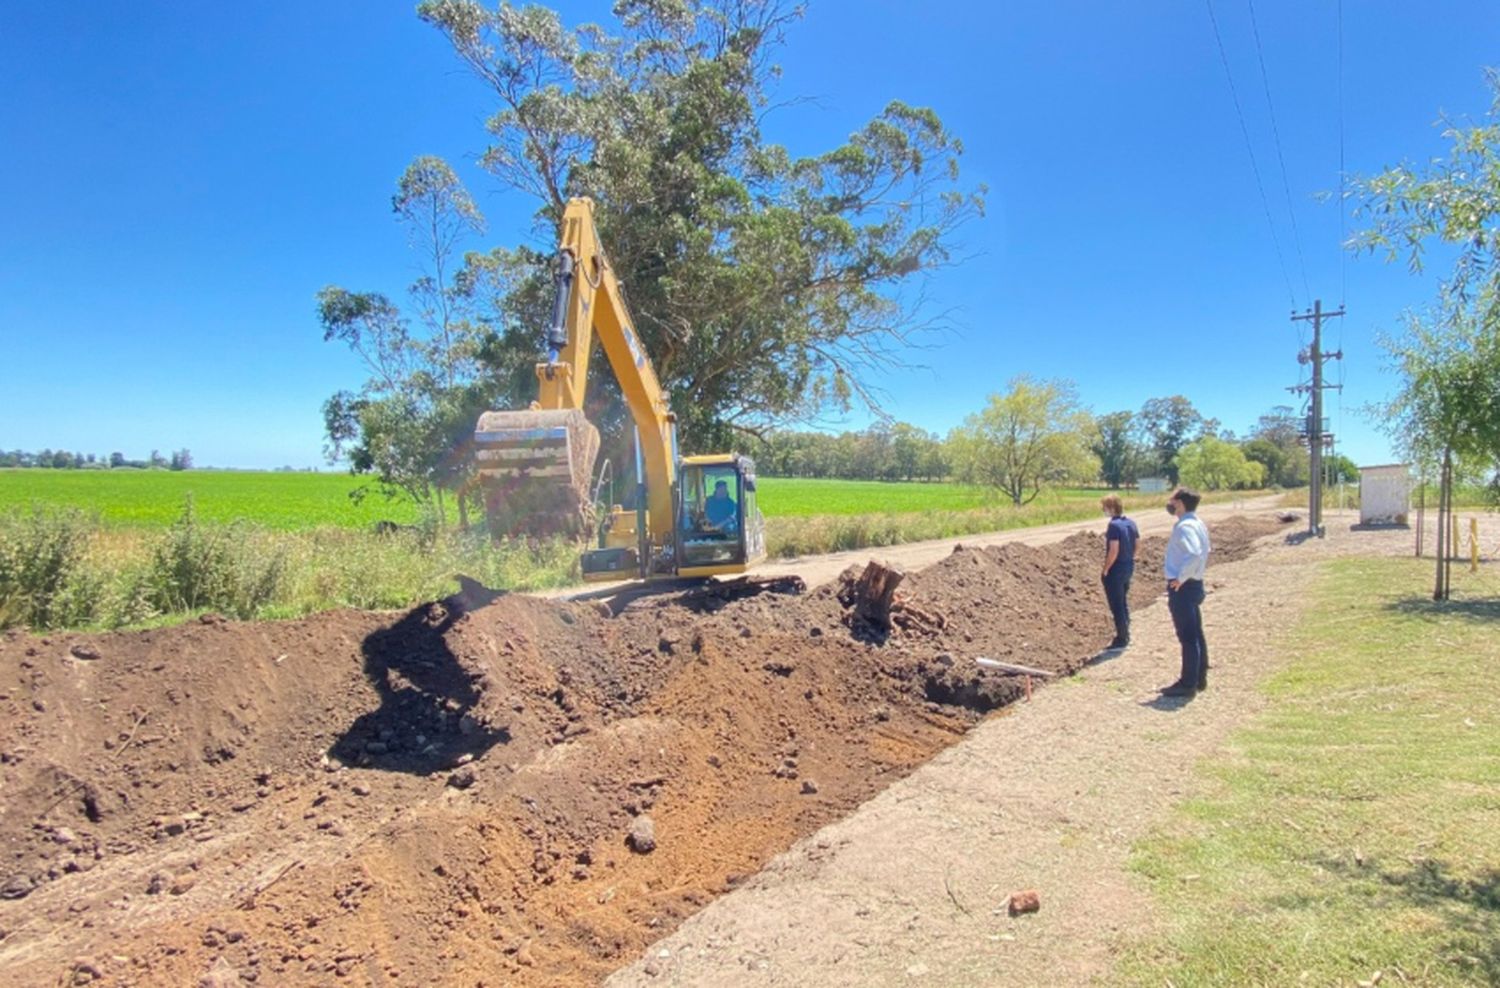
[746,494,1286,589]
[606,509,1435,986]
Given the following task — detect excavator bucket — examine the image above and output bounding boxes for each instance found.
[474,408,600,539]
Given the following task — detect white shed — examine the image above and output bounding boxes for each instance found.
[1359,463,1412,525]
[1138,476,1170,494]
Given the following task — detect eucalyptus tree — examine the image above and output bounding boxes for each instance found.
[319,158,491,522]
[323,2,981,520]
[417,0,984,453]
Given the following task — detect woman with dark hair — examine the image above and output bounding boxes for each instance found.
[1099,493,1139,649]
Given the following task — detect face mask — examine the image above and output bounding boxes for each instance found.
[1165,502,1177,515]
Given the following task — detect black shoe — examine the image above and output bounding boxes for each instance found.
[1160,683,1196,697]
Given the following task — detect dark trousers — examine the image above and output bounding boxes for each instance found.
[1167,578,1208,688]
[1102,564,1133,643]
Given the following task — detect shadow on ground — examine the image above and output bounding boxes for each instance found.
[1297,856,1500,983]
[1086,645,1128,666]
[1385,595,1500,624]
[331,578,512,774]
[1139,693,1196,711]
[567,575,805,617]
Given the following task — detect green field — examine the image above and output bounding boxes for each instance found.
[0,469,1181,633]
[0,469,1115,529]
[753,476,996,516]
[0,469,424,530]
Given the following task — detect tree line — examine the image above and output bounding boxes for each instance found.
[0,449,194,471]
[755,392,1357,502]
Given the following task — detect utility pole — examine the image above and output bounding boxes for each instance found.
[1289,299,1344,537]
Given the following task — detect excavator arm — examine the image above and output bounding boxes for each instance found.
[474,198,677,549]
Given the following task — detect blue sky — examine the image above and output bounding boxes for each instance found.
[2,1,1496,470]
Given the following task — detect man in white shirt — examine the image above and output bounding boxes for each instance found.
[1161,487,1211,697]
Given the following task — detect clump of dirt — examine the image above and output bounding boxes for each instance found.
[0,515,1286,986]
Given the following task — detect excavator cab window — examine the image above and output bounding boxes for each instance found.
[678,462,745,567]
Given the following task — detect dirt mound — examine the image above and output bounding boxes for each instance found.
[0,514,1287,986]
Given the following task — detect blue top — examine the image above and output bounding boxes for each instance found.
[1106,515,1139,566]
[705,492,737,527]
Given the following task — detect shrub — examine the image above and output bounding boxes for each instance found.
[0,507,100,630]
[142,497,287,619]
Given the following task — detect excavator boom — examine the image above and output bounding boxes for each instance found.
[474,197,765,581]
[474,199,673,545]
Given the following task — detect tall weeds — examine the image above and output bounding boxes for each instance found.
[141,496,287,619]
[0,491,1206,633]
[0,507,100,629]
[0,498,581,631]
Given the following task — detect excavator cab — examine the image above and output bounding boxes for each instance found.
[676,455,766,578]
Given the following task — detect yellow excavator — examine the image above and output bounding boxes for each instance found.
[473,197,766,582]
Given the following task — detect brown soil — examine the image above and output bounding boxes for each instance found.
[0,516,1287,987]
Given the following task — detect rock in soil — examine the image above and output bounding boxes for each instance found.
[628,815,658,854]
[1007,888,1041,916]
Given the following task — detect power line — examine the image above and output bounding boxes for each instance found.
[1245,0,1312,303]
[1205,0,1299,309]
[1336,0,1347,446]
[1337,0,1348,306]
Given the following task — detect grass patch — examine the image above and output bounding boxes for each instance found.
[767,498,1128,557]
[764,488,1242,558]
[1277,484,1500,513]
[1117,557,1500,986]
[757,478,1208,518]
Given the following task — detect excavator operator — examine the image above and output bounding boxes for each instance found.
[703,480,738,534]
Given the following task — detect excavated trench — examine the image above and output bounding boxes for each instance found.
[0,517,1285,986]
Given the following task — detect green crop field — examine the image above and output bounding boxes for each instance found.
[0,469,424,530]
[0,469,1123,529]
[754,477,997,516]
[0,469,1240,632]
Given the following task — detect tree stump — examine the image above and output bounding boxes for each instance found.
[839,561,906,632]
